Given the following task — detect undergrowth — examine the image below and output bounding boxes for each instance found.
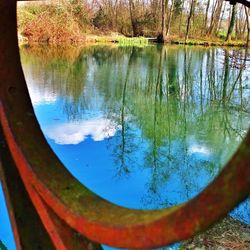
[117,36,149,46]
[17,3,91,43]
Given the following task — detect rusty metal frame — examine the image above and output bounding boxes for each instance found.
[0,0,250,249]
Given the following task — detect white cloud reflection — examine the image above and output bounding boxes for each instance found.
[27,82,57,106]
[43,118,118,145]
[188,144,211,156]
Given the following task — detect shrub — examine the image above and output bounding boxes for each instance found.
[18,2,92,43]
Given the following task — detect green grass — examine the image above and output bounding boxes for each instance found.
[217,31,227,39]
[171,38,247,47]
[117,36,149,47]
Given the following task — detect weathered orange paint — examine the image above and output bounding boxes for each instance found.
[0,0,249,249]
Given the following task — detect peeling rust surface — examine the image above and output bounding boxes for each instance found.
[0,0,249,249]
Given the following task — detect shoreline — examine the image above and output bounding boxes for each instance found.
[18,33,248,48]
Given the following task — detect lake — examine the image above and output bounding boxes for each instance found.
[1,44,250,249]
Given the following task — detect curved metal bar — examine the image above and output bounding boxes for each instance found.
[0,0,250,249]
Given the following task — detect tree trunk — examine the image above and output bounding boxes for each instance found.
[245,6,250,47]
[162,0,167,41]
[208,0,218,32]
[237,5,245,39]
[218,2,226,33]
[204,0,211,32]
[207,0,223,36]
[159,0,169,42]
[128,0,140,37]
[185,0,196,41]
[178,0,184,35]
[235,8,241,39]
[226,4,237,41]
[166,0,175,38]
[242,15,247,36]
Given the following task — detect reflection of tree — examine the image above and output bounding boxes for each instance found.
[21,45,90,120]
[21,45,250,209]
[227,49,248,103]
[114,48,137,177]
[222,50,230,103]
[147,46,166,195]
[123,46,250,208]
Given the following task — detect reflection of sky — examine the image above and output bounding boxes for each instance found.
[26,94,219,213]
[44,117,118,144]
[21,45,250,212]
[26,74,58,105]
[1,45,250,250]
[0,184,15,250]
[26,92,241,211]
[188,142,211,156]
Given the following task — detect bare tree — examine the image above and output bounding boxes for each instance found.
[226,3,237,41]
[207,0,224,36]
[128,0,145,36]
[245,6,250,46]
[204,0,211,32]
[178,0,184,35]
[166,0,175,38]
[185,0,197,41]
[159,0,169,42]
[218,1,227,32]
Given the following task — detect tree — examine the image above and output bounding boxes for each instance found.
[128,0,139,36]
[128,0,146,36]
[166,0,175,38]
[207,0,224,36]
[218,1,227,33]
[204,0,211,32]
[226,3,237,41]
[178,0,184,35]
[158,0,169,42]
[245,6,250,46]
[185,0,197,41]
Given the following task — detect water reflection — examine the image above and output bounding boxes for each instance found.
[44,118,118,144]
[20,45,250,216]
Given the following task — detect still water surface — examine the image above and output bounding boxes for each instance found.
[1,44,250,249]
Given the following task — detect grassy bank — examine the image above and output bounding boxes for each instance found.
[18,32,248,48]
[171,38,247,47]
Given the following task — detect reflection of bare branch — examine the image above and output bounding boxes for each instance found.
[227,69,243,100]
[113,48,136,179]
[23,45,250,212]
[227,50,248,100]
[228,50,250,70]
